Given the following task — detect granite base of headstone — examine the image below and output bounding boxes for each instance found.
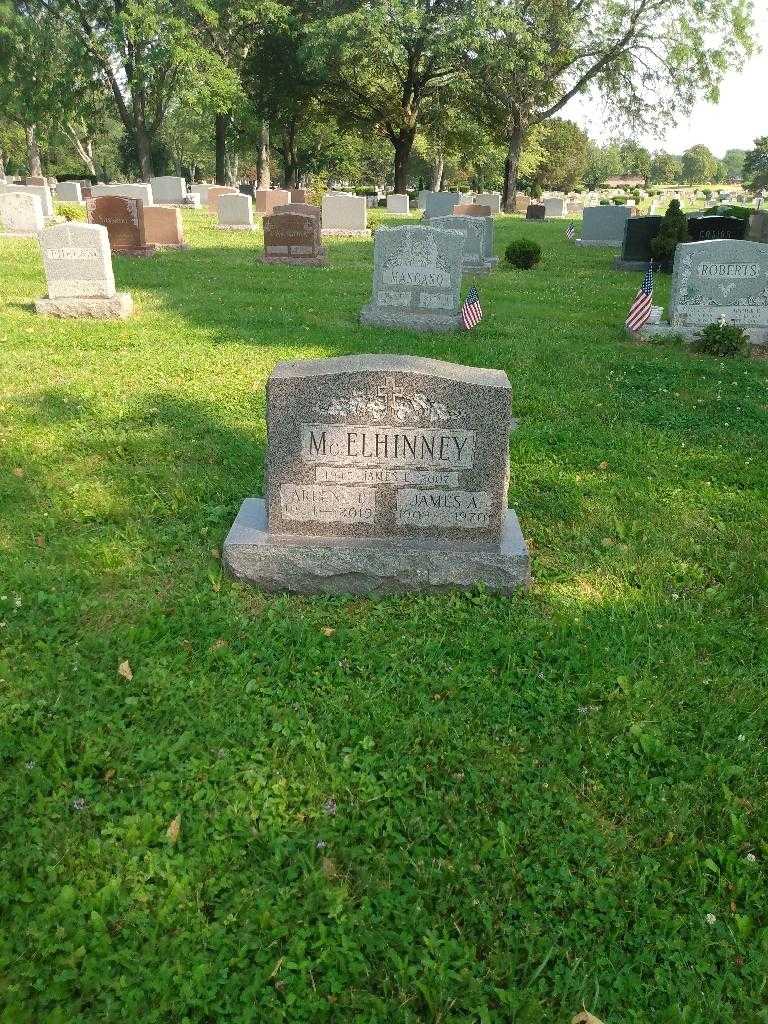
[360,224,464,331]
[34,222,133,318]
[222,354,530,595]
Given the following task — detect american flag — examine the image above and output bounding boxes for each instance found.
[566,222,575,240]
[625,262,654,332]
[461,286,483,330]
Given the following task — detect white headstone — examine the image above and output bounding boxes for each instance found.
[0,192,44,235]
[34,222,133,318]
[321,192,368,235]
[6,182,54,217]
[92,182,154,206]
[150,176,186,204]
[218,193,255,229]
[475,192,502,215]
[386,194,410,214]
[56,181,83,203]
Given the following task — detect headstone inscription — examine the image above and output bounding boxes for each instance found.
[86,195,155,256]
[0,192,44,236]
[321,192,369,236]
[56,181,83,203]
[34,222,133,318]
[222,354,530,594]
[217,193,255,230]
[686,215,746,242]
[262,211,326,265]
[577,205,633,247]
[429,214,497,275]
[614,215,663,271]
[525,204,545,220]
[668,240,768,332]
[143,205,186,248]
[747,210,768,242]
[386,194,410,214]
[360,224,464,331]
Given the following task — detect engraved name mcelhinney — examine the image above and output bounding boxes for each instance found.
[698,262,761,279]
[301,425,474,468]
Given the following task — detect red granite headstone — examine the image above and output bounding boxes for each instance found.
[263,211,326,265]
[452,203,492,217]
[86,195,155,256]
[143,206,186,248]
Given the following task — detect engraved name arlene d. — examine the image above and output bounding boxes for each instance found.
[698,262,761,279]
[300,425,475,468]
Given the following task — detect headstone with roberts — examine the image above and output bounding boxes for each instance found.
[577,205,633,247]
[475,192,502,215]
[143,205,186,248]
[34,222,133,318]
[686,215,746,242]
[222,353,530,594]
[614,215,663,271]
[217,193,256,230]
[0,192,44,236]
[360,224,464,331]
[86,195,155,256]
[262,209,326,265]
[321,192,370,236]
[386,194,410,214]
[429,214,497,275]
[525,204,545,220]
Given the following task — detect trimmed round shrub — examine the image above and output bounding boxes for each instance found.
[691,322,749,357]
[612,196,628,205]
[55,202,86,222]
[505,238,542,270]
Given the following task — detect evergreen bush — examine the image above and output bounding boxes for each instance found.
[649,200,689,266]
[505,238,542,269]
[691,322,749,357]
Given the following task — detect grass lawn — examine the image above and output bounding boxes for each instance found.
[1,208,767,1024]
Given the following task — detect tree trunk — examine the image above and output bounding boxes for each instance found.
[25,125,43,176]
[502,127,525,213]
[431,154,444,191]
[392,128,416,194]
[256,122,271,189]
[64,123,96,175]
[215,113,228,185]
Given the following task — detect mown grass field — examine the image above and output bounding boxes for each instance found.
[1,207,767,1024]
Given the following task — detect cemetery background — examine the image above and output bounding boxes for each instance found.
[1,204,767,1023]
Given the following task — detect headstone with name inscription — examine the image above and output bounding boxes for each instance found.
[86,195,155,256]
[686,215,746,242]
[143,205,186,248]
[747,210,768,242]
[360,224,464,331]
[321,192,369,236]
[544,197,568,218]
[0,192,44,236]
[386,194,410,214]
[577,205,634,247]
[217,193,256,230]
[525,204,545,220]
[262,209,326,265]
[668,240,768,332]
[614,215,663,271]
[429,214,497,275]
[34,222,133,318]
[222,353,529,594]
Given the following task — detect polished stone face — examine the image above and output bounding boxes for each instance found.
[86,195,147,252]
[39,222,115,298]
[686,215,746,242]
[264,354,513,548]
[620,216,663,262]
[747,211,768,242]
[669,240,768,328]
[581,205,633,242]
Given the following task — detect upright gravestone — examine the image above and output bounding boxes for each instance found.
[222,353,529,594]
[205,185,239,212]
[525,204,545,220]
[614,215,663,271]
[321,192,369,236]
[56,181,83,203]
[262,210,326,265]
[668,241,768,336]
[218,193,256,230]
[150,176,187,205]
[91,182,153,207]
[360,224,464,331]
[190,183,211,204]
[686,215,746,242]
[86,195,155,256]
[422,192,462,220]
[253,189,292,215]
[514,195,531,214]
[143,206,186,248]
[34,222,133,318]
[0,192,44,236]
[475,192,502,215]
[747,210,768,242]
[577,206,633,247]
[386,194,410,214]
[7,182,54,217]
[429,214,497,275]
[544,197,568,218]
[291,188,308,204]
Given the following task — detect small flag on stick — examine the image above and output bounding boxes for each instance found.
[461,285,483,330]
[566,222,575,241]
[625,262,654,332]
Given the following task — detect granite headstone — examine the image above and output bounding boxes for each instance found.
[0,192,44,236]
[86,195,154,256]
[429,214,497,275]
[34,222,133,318]
[668,240,768,331]
[262,210,326,265]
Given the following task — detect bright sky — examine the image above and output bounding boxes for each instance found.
[570,3,768,157]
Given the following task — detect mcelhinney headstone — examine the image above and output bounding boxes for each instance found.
[86,195,155,256]
[321,192,369,236]
[263,209,326,265]
[0,192,44,236]
[222,353,530,594]
[577,205,633,247]
[34,222,133,318]
[386,193,410,214]
[614,215,663,271]
[217,193,255,230]
[360,224,463,331]
[429,214,497,275]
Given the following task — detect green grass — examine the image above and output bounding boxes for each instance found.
[1,208,767,1024]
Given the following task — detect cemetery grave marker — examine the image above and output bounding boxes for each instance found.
[291,188,308,204]
[34,222,133,318]
[686,215,746,242]
[91,182,153,207]
[55,181,83,203]
[422,192,463,220]
[262,210,326,265]
[86,195,155,256]
[253,189,292,215]
[526,204,545,220]
[544,197,568,218]
[577,205,634,247]
[143,205,186,248]
[475,192,502,215]
[452,203,492,217]
[0,192,44,236]
[747,210,768,242]
[222,353,529,594]
[386,194,410,214]
[6,182,54,217]
[321,192,370,236]
[614,215,663,271]
[429,214,497,275]
[217,193,256,230]
[205,186,239,212]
